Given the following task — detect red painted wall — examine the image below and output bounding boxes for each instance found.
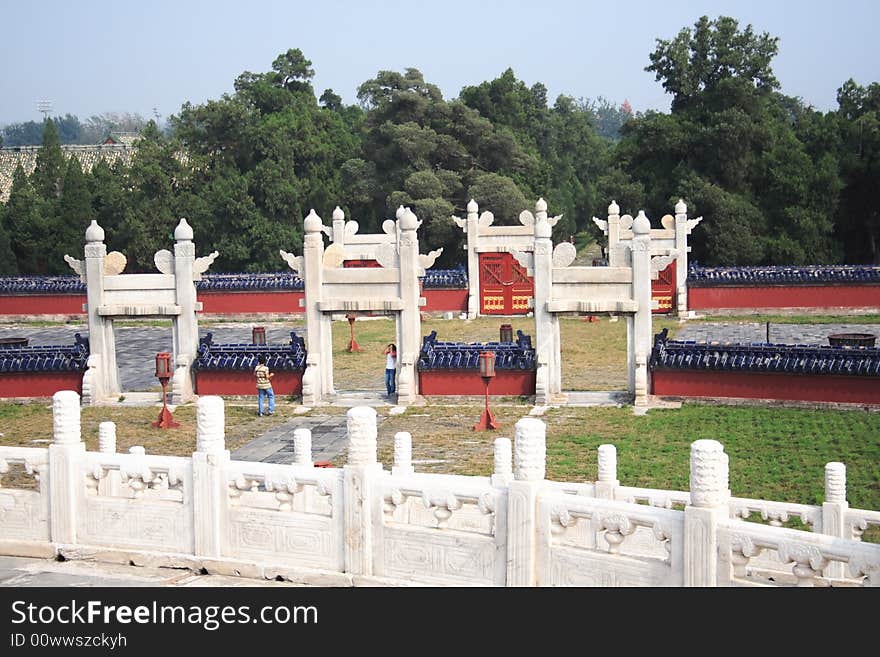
[0,373,83,397]
[0,295,86,316]
[418,370,536,396]
[198,291,306,315]
[688,285,880,310]
[195,370,303,396]
[422,289,469,313]
[652,369,880,405]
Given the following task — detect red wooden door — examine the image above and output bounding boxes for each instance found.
[479,253,534,315]
[652,261,676,314]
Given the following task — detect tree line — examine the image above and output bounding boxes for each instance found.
[0,15,877,275]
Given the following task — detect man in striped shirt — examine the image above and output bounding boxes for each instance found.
[255,354,275,416]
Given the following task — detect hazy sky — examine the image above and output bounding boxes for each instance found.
[1,0,878,126]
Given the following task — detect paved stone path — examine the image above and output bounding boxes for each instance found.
[0,555,305,587]
[674,322,880,345]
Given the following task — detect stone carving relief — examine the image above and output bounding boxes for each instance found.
[650,251,678,278]
[382,219,397,235]
[660,214,675,230]
[478,211,495,228]
[591,216,608,234]
[511,249,533,276]
[520,209,562,227]
[619,214,634,232]
[452,215,466,230]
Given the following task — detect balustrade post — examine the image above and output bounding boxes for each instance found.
[392,432,413,476]
[684,439,729,587]
[343,406,382,576]
[192,396,228,559]
[822,462,848,580]
[596,444,618,499]
[48,391,86,545]
[492,437,513,487]
[97,421,121,496]
[507,417,545,586]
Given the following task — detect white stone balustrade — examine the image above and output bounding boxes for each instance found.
[0,395,877,586]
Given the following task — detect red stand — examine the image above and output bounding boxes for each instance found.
[152,377,180,429]
[346,314,362,352]
[474,375,499,431]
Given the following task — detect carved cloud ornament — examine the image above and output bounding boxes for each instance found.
[417,248,444,276]
[154,249,174,275]
[661,214,675,230]
[323,243,346,269]
[64,255,85,282]
[619,214,634,232]
[552,242,577,268]
[192,251,219,281]
[344,220,360,239]
[511,249,534,276]
[650,251,679,279]
[452,215,466,230]
[103,251,127,275]
[375,242,398,270]
[592,216,608,234]
[279,250,304,275]
[520,209,562,228]
[478,211,495,228]
[382,219,397,236]
[686,216,703,233]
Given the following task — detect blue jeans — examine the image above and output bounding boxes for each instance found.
[258,387,275,415]
[385,368,396,395]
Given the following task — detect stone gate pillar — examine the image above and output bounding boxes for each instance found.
[631,211,652,407]
[464,199,480,319]
[171,219,198,404]
[83,220,118,401]
[396,208,422,404]
[532,199,562,404]
[302,210,328,406]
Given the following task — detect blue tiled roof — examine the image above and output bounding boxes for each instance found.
[688,264,880,286]
[0,266,469,294]
[193,331,307,371]
[0,334,89,373]
[650,328,880,376]
[418,329,536,371]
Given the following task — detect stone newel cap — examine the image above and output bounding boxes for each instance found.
[467,199,478,213]
[174,218,194,242]
[304,209,322,233]
[399,207,418,231]
[633,210,651,235]
[85,220,105,243]
[675,199,687,215]
[608,200,620,216]
[395,205,405,220]
[332,206,344,221]
[535,198,548,213]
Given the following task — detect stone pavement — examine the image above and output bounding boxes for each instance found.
[0,555,305,587]
[675,322,880,345]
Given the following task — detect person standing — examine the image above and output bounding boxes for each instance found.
[255,354,275,416]
[383,343,397,397]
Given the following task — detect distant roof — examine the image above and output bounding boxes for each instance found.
[101,132,141,146]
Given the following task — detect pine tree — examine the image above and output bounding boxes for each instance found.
[32,118,66,200]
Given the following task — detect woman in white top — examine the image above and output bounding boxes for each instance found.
[383,343,397,396]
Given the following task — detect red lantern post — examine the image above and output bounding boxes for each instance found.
[474,351,499,431]
[151,352,179,429]
[346,314,362,352]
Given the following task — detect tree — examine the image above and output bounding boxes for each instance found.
[4,165,48,273]
[646,15,779,111]
[53,157,93,272]
[31,119,65,199]
[0,201,17,274]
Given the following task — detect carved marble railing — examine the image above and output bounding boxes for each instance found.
[0,391,877,587]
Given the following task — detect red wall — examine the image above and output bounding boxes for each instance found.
[422,289,469,313]
[418,370,536,396]
[195,370,303,396]
[0,373,83,397]
[198,291,305,315]
[0,295,86,316]
[689,285,880,310]
[652,369,880,405]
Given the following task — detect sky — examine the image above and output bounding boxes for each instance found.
[1,0,878,126]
